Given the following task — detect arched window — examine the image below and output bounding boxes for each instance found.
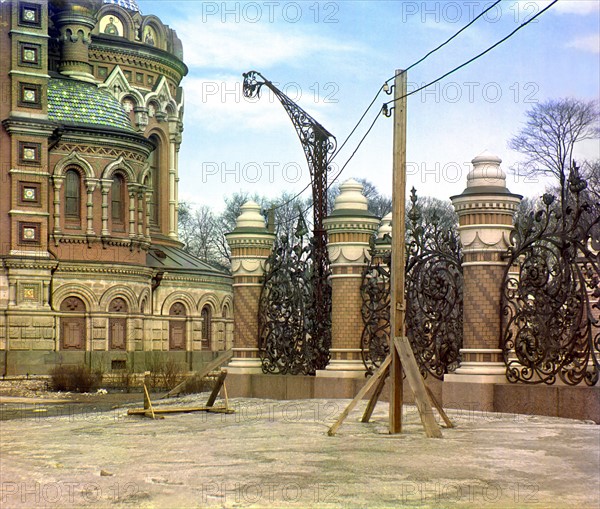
[201,305,212,350]
[60,296,86,350]
[109,298,128,350]
[169,302,186,350]
[147,135,160,226]
[111,173,126,228]
[64,169,81,224]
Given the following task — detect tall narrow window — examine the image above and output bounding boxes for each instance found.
[64,169,81,220]
[201,305,212,350]
[111,173,125,227]
[148,136,160,226]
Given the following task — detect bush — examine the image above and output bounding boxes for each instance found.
[49,365,102,393]
[162,358,185,390]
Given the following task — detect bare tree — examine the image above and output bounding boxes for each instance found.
[178,202,220,264]
[509,98,599,202]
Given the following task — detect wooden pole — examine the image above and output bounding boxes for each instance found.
[389,69,408,434]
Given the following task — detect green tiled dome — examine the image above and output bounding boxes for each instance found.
[48,79,134,132]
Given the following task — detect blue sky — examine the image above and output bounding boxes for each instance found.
[138,0,600,211]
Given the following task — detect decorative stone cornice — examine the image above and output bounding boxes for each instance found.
[451,152,522,257]
[226,201,275,278]
[2,258,58,271]
[324,179,379,268]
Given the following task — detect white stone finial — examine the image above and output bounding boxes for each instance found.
[333,179,369,212]
[467,150,506,189]
[235,201,266,229]
[377,212,392,239]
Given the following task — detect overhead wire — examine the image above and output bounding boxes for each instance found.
[273,0,558,224]
[383,0,558,109]
[266,1,503,216]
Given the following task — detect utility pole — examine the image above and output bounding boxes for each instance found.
[389,69,407,434]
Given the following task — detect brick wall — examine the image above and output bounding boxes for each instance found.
[462,263,505,351]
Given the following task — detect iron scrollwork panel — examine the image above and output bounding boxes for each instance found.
[258,235,332,375]
[501,167,599,386]
[360,189,463,378]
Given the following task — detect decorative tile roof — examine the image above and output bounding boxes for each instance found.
[103,0,140,12]
[48,79,134,132]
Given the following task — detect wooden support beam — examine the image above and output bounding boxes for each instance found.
[425,384,454,429]
[143,383,156,420]
[128,405,234,416]
[162,349,233,399]
[361,363,390,423]
[394,337,442,438]
[206,370,227,407]
[328,355,391,436]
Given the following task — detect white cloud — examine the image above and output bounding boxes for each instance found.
[567,33,600,53]
[552,0,600,15]
[183,74,338,133]
[177,19,360,70]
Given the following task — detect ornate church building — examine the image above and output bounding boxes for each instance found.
[0,0,233,375]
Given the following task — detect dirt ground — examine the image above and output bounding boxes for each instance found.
[1,381,598,509]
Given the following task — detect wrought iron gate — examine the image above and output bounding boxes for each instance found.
[501,166,600,386]
[258,234,332,375]
[361,189,463,378]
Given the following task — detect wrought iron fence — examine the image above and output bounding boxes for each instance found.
[501,166,600,386]
[360,189,463,378]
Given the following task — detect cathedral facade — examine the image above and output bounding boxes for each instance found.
[0,0,233,375]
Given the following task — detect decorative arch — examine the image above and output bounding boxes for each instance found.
[53,152,95,179]
[52,284,97,312]
[140,15,167,49]
[138,287,151,314]
[99,285,139,312]
[197,293,220,316]
[221,294,233,318]
[101,156,136,183]
[145,76,180,117]
[160,291,196,317]
[96,5,136,40]
[99,66,145,105]
[138,162,151,187]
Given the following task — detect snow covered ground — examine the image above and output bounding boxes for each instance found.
[1,394,598,508]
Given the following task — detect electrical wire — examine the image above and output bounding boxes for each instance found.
[268,0,506,215]
[384,0,558,108]
[331,0,504,163]
[272,0,558,223]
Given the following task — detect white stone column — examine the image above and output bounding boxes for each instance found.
[128,186,136,238]
[84,178,97,235]
[168,136,177,240]
[225,201,275,373]
[137,189,145,239]
[320,179,380,377]
[52,176,64,234]
[100,179,111,236]
[446,151,522,385]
